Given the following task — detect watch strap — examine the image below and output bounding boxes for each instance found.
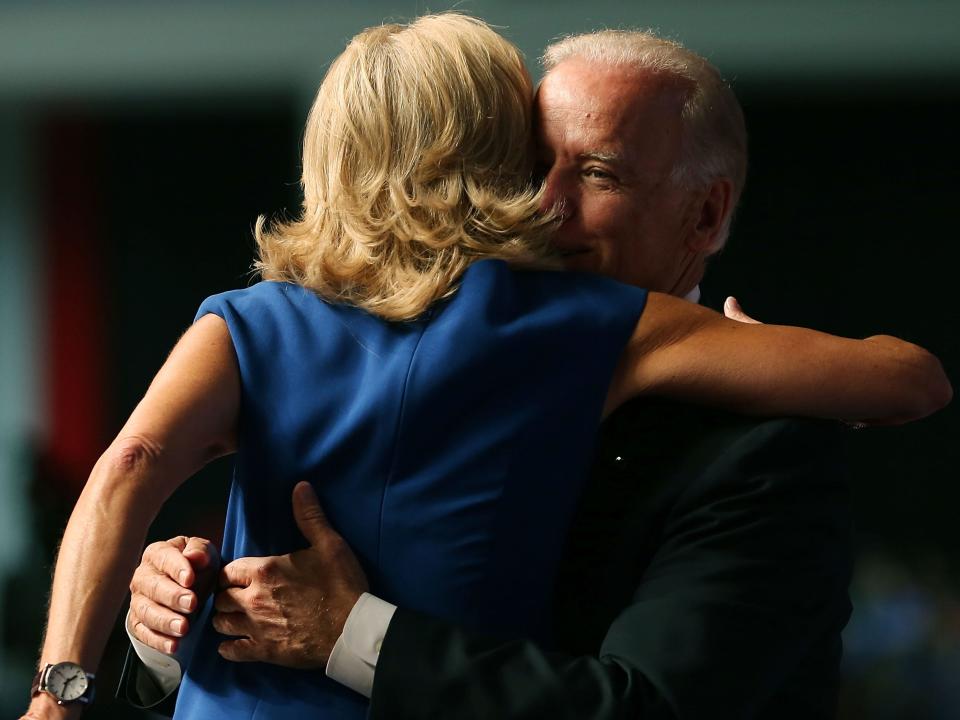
[30,664,50,698]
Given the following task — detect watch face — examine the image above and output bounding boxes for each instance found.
[45,662,88,701]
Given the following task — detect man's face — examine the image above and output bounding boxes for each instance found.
[536,58,707,295]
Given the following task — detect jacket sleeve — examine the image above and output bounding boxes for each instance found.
[370,417,852,720]
[370,607,662,720]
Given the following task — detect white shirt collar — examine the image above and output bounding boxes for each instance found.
[683,285,701,305]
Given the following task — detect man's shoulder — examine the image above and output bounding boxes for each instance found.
[600,398,842,447]
[595,399,847,498]
[585,399,853,607]
[556,399,853,680]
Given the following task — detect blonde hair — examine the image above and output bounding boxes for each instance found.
[544,30,748,247]
[255,13,556,321]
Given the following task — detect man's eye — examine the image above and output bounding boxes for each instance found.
[583,167,615,182]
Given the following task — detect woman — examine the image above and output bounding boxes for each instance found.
[24,13,950,720]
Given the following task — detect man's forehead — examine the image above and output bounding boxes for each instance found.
[535,61,686,176]
[539,64,685,134]
[534,83,630,152]
[534,107,628,163]
[536,78,628,127]
[542,58,687,105]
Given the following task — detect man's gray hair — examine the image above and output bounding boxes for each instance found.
[543,30,748,247]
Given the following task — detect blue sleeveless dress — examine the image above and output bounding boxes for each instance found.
[174,259,648,719]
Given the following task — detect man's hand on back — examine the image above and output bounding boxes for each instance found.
[128,535,220,654]
[213,481,370,668]
[127,482,369,669]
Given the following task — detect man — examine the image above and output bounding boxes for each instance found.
[122,30,852,718]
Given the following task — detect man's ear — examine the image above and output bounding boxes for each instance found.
[686,177,733,253]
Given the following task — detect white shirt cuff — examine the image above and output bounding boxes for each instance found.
[325,592,397,698]
[125,609,183,697]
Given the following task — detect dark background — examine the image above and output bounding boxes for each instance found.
[0,5,957,718]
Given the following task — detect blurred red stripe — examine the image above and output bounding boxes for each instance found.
[42,116,108,495]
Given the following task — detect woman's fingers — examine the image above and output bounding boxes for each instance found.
[723,296,761,324]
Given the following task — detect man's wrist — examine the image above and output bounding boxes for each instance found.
[325,593,397,698]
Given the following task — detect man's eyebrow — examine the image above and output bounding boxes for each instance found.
[579,151,622,164]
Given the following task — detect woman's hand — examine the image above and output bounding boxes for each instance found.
[32,315,240,707]
[723,296,761,324]
[20,694,81,720]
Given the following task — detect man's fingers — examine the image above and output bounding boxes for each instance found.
[723,296,762,324]
[183,538,220,606]
[130,565,198,612]
[128,613,182,655]
[211,611,251,638]
[168,536,190,551]
[218,638,260,663]
[213,586,246,613]
[220,557,258,588]
[130,594,190,637]
[292,481,333,548]
[182,537,219,570]
[143,540,196,587]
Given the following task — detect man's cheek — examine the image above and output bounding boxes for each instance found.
[550,221,587,251]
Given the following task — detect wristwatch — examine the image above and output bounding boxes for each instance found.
[31,662,96,705]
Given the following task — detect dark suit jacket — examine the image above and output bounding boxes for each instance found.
[368,400,852,719]
[121,400,851,718]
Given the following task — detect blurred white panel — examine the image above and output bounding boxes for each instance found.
[0,1,956,99]
[0,110,42,663]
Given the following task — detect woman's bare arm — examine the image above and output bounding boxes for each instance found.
[25,314,238,719]
[607,292,951,423]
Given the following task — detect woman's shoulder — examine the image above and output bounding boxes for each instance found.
[195,281,322,317]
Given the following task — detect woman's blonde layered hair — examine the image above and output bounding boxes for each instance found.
[255,13,556,321]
